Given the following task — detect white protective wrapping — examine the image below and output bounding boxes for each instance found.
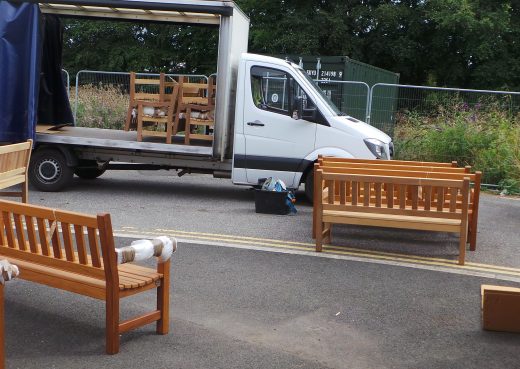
[0,260,19,285]
[115,236,177,264]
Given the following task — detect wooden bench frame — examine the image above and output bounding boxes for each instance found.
[314,160,482,251]
[314,170,471,265]
[0,140,33,203]
[0,200,170,354]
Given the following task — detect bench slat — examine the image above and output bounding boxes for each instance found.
[25,215,39,253]
[13,214,26,251]
[51,223,63,259]
[74,225,89,265]
[87,227,102,267]
[37,218,51,256]
[1,212,16,249]
[61,222,77,262]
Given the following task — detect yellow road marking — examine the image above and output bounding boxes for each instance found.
[116,228,520,277]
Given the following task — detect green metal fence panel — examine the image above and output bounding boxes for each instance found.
[278,55,399,123]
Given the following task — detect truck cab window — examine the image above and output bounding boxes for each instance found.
[290,79,317,121]
[251,67,289,114]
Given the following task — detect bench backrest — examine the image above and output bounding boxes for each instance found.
[0,140,33,201]
[318,158,471,174]
[316,170,470,220]
[319,156,457,168]
[0,200,118,284]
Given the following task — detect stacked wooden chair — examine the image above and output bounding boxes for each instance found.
[312,157,482,265]
[125,72,179,144]
[173,76,216,145]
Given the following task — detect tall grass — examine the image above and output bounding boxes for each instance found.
[71,84,129,130]
[393,101,520,194]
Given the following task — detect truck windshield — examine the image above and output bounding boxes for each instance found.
[294,67,343,116]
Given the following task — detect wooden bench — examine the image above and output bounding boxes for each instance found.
[314,160,482,251]
[0,140,32,203]
[315,170,471,265]
[0,199,171,354]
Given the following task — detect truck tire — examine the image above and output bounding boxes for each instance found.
[74,161,106,179]
[29,149,74,191]
[304,169,314,203]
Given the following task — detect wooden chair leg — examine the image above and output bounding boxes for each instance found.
[137,105,144,143]
[166,118,173,145]
[469,216,477,251]
[106,291,120,354]
[316,216,323,252]
[184,108,191,145]
[156,260,170,335]
[124,107,133,131]
[22,180,28,203]
[0,284,5,369]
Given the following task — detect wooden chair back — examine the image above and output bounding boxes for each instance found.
[0,200,117,285]
[0,140,33,203]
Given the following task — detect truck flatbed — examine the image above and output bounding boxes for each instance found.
[36,125,213,157]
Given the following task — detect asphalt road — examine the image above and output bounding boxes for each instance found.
[5,239,520,369]
[3,170,520,368]
[28,170,520,268]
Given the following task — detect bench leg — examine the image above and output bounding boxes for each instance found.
[458,228,468,266]
[469,219,477,252]
[106,292,120,354]
[316,217,323,252]
[156,260,170,335]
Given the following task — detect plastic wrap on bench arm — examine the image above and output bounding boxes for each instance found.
[0,260,19,285]
[115,236,177,264]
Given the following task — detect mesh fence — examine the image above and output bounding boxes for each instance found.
[72,71,207,129]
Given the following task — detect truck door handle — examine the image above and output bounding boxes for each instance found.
[247,121,265,127]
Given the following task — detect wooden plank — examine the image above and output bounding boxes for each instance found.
[322,203,462,219]
[327,180,334,205]
[50,222,63,259]
[411,185,419,210]
[2,212,15,249]
[319,157,455,167]
[25,215,39,253]
[13,214,26,251]
[339,182,346,205]
[436,187,445,211]
[0,246,105,279]
[87,227,102,268]
[61,222,76,262]
[399,185,406,209]
[375,183,382,207]
[0,167,26,180]
[387,183,394,208]
[351,181,358,206]
[0,141,31,155]
[74,224,88,265]
[450,187,458,212]
[319,161,469,174]
[37,218,51,256]
[118,311,161,333]
[363,182,370,206]
[321,172,465,188]
[424,186,432,211]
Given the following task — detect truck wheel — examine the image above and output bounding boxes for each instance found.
[304,169,314,203]
[29,149,74,191]
[74,161,106,179]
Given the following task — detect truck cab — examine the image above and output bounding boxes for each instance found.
[232,54,392,197]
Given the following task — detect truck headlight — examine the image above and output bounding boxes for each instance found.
[364,138,388,159]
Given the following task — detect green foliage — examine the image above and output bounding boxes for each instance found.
[394,103,520,194]
[60,1,520,90]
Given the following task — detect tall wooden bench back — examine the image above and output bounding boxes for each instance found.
[0,140,33,203]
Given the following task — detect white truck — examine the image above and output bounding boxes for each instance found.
[12,0,392,200]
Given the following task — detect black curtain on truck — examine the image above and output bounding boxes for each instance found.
[0,2,41,142]
[38,14,74,126]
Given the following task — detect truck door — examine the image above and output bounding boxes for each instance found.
[240,63,317,188]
